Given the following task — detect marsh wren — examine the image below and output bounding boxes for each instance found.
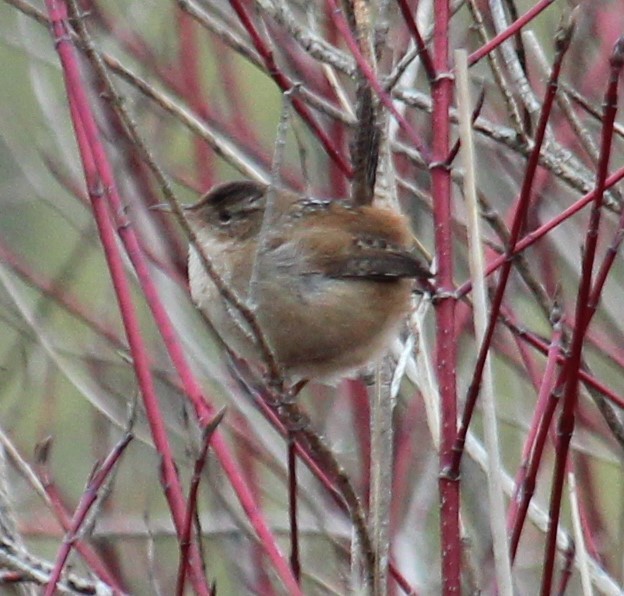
[186,180,431,383]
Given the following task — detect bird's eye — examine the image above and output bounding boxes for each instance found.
[218,210,232,224]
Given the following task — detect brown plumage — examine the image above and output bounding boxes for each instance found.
[186,181,430,383]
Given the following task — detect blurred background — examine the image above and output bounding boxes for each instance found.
[1,0,624,593]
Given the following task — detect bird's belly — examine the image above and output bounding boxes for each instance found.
[256,275,412,381]
[190,247,412,382]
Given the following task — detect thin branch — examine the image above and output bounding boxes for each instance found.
[540,36,624,596]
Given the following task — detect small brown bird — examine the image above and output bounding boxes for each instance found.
[186,181,430,383]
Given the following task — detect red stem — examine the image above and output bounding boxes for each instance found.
[45,2,301,592]
[346,380,372,505]
[323,7,349,198]
[177,10,215,189]
[468,0,556,66]
[455,163,624,299]
[44,3,210,589]
[503,315,624,409]
[227,0,352,177]
[540,37,624,596]
[37,465,125,592]
[395,0,436,82]
[44,434,132,595]
[176,410,225,595]
[450,25,573,476]
[325,0,431,163]
[429,1,460,592]
[508,314,563,561]
[555,538,575,596]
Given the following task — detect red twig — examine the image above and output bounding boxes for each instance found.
[44,433,132,595]
[176,408,226,596]
[229,413,277,595]
[226,0,352,177]
[555,538,576,596]
[34,440,125,593]
[429,1,460,591]
[455,163,624,300]
[468,0,556,66]
[540,37,624,596]
[589,130,624,307]
[323,5,349,199]
[0,240,126,350]
[346,380,371,505]
[450,22,574,477]
[177,10,216,189]
[47,2,301,592]
[445,87,485,166]
[395,0,436,82]
[502,314,624,410]
[324,0,431,163]
[508,310,563,561]
[45,3,209,588]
